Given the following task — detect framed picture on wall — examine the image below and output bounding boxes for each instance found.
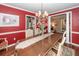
[0,13,19,27]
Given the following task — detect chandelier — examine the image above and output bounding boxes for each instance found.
[36,3,48,18]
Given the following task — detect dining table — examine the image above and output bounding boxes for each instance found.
[15,33,62,56]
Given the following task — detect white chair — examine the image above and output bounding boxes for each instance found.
[46,31,75,56]
[57,31,66,56]
[52,31,66,50]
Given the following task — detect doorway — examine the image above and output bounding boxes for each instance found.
[25,15,36,39]
[51,14,66,33]
[49,12,72,43]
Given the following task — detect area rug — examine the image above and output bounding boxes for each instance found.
[46,46,75,56]
[61,46,75,56]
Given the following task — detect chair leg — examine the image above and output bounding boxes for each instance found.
[14,49,17,56]
[5,45,8,52]
[6,48,8,52]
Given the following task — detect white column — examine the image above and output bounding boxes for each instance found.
[48,16,51,33]
[66,12,70,43]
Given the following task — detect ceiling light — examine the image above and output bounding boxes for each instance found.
[36,3,48,18]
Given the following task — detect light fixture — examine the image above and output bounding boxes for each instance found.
[36,3,48,18]
[36,11,41,17]
[43,11,48,17]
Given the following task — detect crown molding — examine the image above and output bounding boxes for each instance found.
[49,5,79,15]
[0,3,36,14]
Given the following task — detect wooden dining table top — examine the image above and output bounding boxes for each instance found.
[15,33,62,56]
[15,33,54,49]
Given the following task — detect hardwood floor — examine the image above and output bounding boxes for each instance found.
[0,45,15,56]
[0,33,79,56]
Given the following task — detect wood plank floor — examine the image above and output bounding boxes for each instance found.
[0,33,79,56]
[0,45,15,56]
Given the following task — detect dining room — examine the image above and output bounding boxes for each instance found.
[0,3,79,56]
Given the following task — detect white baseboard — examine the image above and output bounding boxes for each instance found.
[70,43,79,47]
[65,42,79,47]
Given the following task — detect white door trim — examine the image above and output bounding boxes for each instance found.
[70,11,72,44]
[49,12,67,33]
[66,11,72,43]
[49,11,72,43]
[48,16,51,33]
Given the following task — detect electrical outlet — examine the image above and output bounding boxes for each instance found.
[14,38,16,40]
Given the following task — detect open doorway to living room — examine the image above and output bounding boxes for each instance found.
[51,14,66,33]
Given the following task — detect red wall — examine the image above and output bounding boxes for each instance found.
[72,8,79,44]
[0,32,25,44]
[72,33,79,44]
[72,8,79,32]
[49,8,79,44]
[0,5,35,45]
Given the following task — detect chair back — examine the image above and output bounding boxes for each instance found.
[57,31,66,56]
[0,38,8,43]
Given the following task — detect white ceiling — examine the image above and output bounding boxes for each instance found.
[4,3,79,14]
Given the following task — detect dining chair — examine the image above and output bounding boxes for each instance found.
[46,31,75,56]
[0,38,8,51]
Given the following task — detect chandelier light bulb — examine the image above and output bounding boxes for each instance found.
[44,11,48,16]
[38,11,41,16]
[35,12,38,17]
